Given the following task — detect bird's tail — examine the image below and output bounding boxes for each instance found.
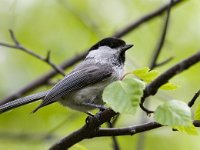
[0,90,50,114]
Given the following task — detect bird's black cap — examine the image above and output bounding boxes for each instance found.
[89,37,126,51]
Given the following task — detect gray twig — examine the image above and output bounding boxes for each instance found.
[188,89,200,107]
[0,30,66,76]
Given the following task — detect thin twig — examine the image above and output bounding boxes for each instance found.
[0,0,183,105]
[107,122,120,150]
[113,0,183,38]
[149,0,173,69]
[188,89,200,107]
[0,30,66,76]
[97,120,200,136]
[155,56,174,67]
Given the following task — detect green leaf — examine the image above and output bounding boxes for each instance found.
[133,67,159,83]
[160,82,179,90]
[173,124,198,135]
[132,67,149,78]
[154,100,192,126]
[133,67,179,91]
[142,70,160,83]
[103,77,145,114]
[194,103,200,120]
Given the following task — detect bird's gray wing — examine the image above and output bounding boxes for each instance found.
[33,64,112,112]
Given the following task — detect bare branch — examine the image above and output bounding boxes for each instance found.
[113,0,183,38]
[107,122,120,150]
[0,30,66,76]
[155,56,174,68]
[97,120,200,136]
[9,29,20,45]
[188,89,200,107]
[149,0,172,69]
[140,51,200,114]
[97,122,162,137]
[45,50,51,62]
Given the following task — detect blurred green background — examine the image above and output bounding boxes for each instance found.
[0,0,200,149]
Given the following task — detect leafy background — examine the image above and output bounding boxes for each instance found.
[0,0,200,149]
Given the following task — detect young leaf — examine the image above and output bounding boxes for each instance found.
[142,70,160,83]
[103,77,145,114]
[133,67,178,91]
[173,124,198,135]
[160,82,179,90]
[132,67,149,78]
[154,100,192,126]
[133,67,159,83]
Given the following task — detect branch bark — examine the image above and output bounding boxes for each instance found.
[188,89,200,107]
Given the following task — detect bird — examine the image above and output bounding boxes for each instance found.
[0,37,133,114]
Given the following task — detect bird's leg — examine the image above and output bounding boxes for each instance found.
[83,102,108,124]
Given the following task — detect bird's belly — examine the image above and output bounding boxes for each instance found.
[59,67,124,112]
[59,81,108,112]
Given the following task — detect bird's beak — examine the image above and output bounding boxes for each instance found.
[122,44,133,52]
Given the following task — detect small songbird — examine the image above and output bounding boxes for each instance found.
[0,37,133,114]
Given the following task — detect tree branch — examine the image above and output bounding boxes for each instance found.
[188,89,200,107]
[0,0,184,105]
[0,30,66,76]
[113,0,183,38]
[140,51,200,114]
[149,0,172,69]
[96,120,200,136]
[49,112,200,150]
[107,122,120,150]
[155,56,174,68]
